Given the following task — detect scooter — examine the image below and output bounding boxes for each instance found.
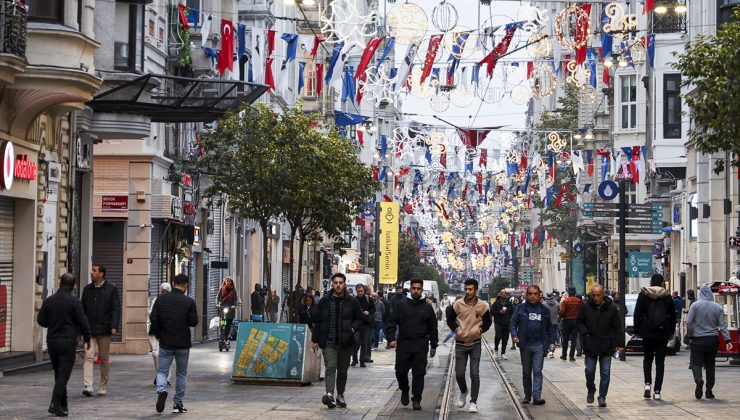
[218,305,236,352]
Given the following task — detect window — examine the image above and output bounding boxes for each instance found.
[114,2,144,72]
[663,74,682,138]
[27,0,64,23]
[186,0,200,25]
[620,75,637,129]
[149,19,155,37]
[689,193,698,239]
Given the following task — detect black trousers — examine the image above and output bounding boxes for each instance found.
[690,336,719,391]
[642,337,668,391]
[395,350,428,401]
[48,340,77,409]
[561,319,579,358]
[353,324,372,362]
[494,323,510,354]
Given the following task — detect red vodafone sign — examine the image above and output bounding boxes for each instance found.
[0,141,37,190]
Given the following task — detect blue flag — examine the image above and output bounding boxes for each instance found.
[298,62,306,94]
[238,24,246,60]
[600,6,613,59]
[281,33,299,62]
[325,41,345,83]
[647,34,655,68]
[375,37,395,72]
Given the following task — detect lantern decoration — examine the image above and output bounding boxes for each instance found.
[450,76,476,108]
[579,85,597,104]
[518,4,550,33]
[565,60,591,86]
[529,63,557,97]
[510,83,531,105]
[443,27,478,60]
[476,75,507,104]
[546,132,567,153]
[360,65,396,106]
[386,3,428,44]
[603,2,636,40]
[527,33,552,58]
[409,67,435,99]
[554,5,590,50]
[320,0,377,48]
[431,1,458,32]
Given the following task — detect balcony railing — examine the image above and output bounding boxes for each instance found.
[0,0,27,59]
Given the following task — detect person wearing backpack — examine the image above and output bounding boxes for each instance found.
[632,274,677,401]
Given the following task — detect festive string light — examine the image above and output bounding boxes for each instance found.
[554,5,590,50]
[320,0,377,48]
[529,63,557,97]
[546,132,567,153]
[386,3,428,44]
[431,1,459,32]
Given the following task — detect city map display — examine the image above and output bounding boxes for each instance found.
[231,322,306,380]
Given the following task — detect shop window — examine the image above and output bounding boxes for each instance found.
[663,74,682,138]
[27,0,64,23]
[114,1,144,72]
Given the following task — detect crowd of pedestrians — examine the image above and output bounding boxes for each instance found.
[35,266,735,416]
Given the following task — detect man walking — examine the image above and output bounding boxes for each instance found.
[687,284,733,399]
[147,282,173,386]
[352,284,375,366]
[632,273,676,401]
[250,283,265,319]
[490,289,513,360]
[577,284,624,407]
[446,279,492,413]
[543,292,561,358]
[81,264,120,396]
[510,285,556,405]
[38,273,91,417]
[149,274,198,413]
[386,278,438,410]
[559,287,582,361]
[372,292,385,350]
[311,273,363,409]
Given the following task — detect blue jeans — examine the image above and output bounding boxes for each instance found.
[584,354,612,398]
[158,346,189,404]
[373,320,384,348]
[520,343,545,398]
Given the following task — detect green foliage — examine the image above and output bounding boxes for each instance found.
[535,83,580,132]
[419,264,449,295]
[673,8,740,171]
[397,234,421,285]
[488,276,511,296]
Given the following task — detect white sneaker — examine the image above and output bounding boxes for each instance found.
[653,391,661,401]
[469,402,478,413]
[457,391,468,408]
[548,351,554,358]
[501,353,508,360]
[494,350,500,360]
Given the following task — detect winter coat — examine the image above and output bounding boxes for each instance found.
[80,280,120,337]
[356,294,376,326]
[312,290,363,349]
[217,287,238,319]
[38,289,91,344]
[385,296,438,352]
[266,294,280,313]
[446,297,492,346]
[149,289,198,349]
[490,297,514,325]
[510,302,556,349]
[633,286,677,340]
[298,304,315,329]
[577,296,624,356]
[559,295,582,320]
[543,298,560,325]
[687,285,731,341]
[251,290,265,315]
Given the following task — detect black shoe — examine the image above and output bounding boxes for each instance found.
[322,394,336,408]
[598,397,607,407]
[521,396,531,404]
[82,389,93,397]
[350,361,358,367]
[412,400,421,410]
[706,390,715,399]
[587,391,595,403]
[336,395,347,408]
[156,391,168,413]
[167,381,172,387]
[365,359,374,363]
[50,404,68,417]
[153,377,157,386]
[576,352,583,357]
[560,355,567,360]
[401,390,410,406]
[172,402,187,413]
[569,356,576,362]
[695,380,704,399]
[360,362,366,367]
[533,398,546,405]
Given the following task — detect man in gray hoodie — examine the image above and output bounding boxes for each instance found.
[686,284,733,399]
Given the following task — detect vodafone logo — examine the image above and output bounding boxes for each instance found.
[1,141,13,190]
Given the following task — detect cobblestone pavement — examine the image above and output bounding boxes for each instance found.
[498,344,740,419]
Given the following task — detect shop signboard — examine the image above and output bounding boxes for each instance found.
[101,195,128,212]
[378,202,399,284]
[626,252,654,278]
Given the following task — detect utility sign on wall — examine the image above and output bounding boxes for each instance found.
[378,202,399,285]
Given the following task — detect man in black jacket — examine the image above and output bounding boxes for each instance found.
[250,283,265,319]
[386,278,438,411]
[311,273,363,409]
[632,273,677,401]
[80,264,120,396]
[577,284,624,408]
[38,273,91,417]
[352,284,375,367]
[149,274,198,414]
[490,289,513,360]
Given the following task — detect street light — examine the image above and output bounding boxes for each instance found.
[654,3,688,14]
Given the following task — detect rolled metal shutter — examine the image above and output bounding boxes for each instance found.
[149,222,165,298]
[0,198,14,352]
[92,221,125,343]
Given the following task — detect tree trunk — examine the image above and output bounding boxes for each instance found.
[297,228,306,289]
[260,220,270,291]
[287,221,297,290]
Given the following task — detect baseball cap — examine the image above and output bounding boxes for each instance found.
[160,282,172,292]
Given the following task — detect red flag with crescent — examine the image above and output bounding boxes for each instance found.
[217,20,234,76]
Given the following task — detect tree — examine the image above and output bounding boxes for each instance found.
[199,104,285,291]
[673,8,740,171]
[419,264,449,295]
[397,234,422,285]
[487,276,510,296]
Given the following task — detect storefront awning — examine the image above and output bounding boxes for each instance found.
[87,74,269,123]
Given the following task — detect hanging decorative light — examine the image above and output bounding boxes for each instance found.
[431,1,459,32]
[526,32,552,58]
[510,84,531,105]
[529,63,557,97]
[554,5,590,50]
[320,0,377,48]
[546,132,567,153]
[579,85,597,104]
[565,61,591,86]
[386,3,428,44]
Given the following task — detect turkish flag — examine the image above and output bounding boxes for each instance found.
[420,35,444,84]
[316,63,324,96]
[217,20,234,76]
[265,57,275,91]
[355,37,384,81]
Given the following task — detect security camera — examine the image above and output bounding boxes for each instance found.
[140,223,153,228]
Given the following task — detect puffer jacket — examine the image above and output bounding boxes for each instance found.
[312,290,363,349]
[633,285,677,339]
[446,297,492,346]
[80,280,120,336]
[577,296,624,356]
[149,289,198,349]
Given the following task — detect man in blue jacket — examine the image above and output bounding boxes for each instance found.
[510,285,556,405]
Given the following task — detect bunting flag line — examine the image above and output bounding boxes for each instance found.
[395,43,419,93]
[267,29,276,56]
[575,4,592,65]
[237,24,246,60]
[355,37,385,80]
[178,4,190,30]
[310,35,326,57]
[201,15,212,47]
[264,57,275,91]
[281,33,299,62]
[217,19,234,76]
[478,25,517,77]
[298,62,306,94]
[325,41,345,85]
[420,34,444,84]
[316,63,324,96]
[251,28,265,83]
[375,37,395,72]
[647,33,656,68]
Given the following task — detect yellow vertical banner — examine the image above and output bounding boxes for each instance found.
[586,275,596,292]
[378,202,399,284]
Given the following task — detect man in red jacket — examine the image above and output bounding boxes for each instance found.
[559,287,582,361]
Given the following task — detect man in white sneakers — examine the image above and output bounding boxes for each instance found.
[445,279,492,413]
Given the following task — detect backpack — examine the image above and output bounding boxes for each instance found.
[644,299,668,334]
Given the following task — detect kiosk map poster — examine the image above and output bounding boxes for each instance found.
[232,322,306,379]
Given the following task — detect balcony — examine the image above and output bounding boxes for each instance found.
[0,0,27,85]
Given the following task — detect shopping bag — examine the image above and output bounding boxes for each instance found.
[209,316,220,330]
